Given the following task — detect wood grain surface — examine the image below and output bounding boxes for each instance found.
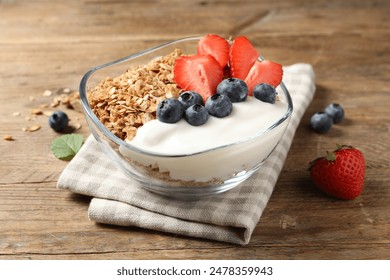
[1,0,389,259]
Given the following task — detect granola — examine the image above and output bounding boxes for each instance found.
[88,49,183,141]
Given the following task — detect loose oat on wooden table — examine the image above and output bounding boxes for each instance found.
[88,49,183,141]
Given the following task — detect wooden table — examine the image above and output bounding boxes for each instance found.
[1,0,389,260]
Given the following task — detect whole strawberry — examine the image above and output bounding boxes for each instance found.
[309,145,365,200]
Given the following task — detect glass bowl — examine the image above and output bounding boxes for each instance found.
[79,36,293,199]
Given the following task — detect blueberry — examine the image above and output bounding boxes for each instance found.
[178,91,204,109]
[253,83,277,104]
[205,93,233,118]
[325,103,344,124]
[310,112,333,133]
[48,111,69,132]
[156,98,184,123]
[184,104,209,126]
[216,78,248,102]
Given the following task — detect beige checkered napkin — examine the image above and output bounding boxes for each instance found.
[57,63,315,245]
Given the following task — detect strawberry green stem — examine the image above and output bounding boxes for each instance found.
[325,151,337,161]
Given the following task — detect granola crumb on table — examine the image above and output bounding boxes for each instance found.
[88,49,183,141]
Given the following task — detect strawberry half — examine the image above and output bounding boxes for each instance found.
[229,35,259,80]
[309,145,366,200]
[244,60,283,95]
[197,34,230,68]
[174,54,223,102]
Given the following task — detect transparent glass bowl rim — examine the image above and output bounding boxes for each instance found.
[79,36,294,158]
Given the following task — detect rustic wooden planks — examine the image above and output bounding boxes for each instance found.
[0,0,389,259]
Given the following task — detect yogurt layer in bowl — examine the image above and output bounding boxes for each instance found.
[122,94,289,183]
[80,36,293,198]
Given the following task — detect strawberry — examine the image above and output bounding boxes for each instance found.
[244,60,283,95]
[229,35,259,80]
[223,65,232,78]
[174,54,223,102]
[197,34,230,68]
[309,145,366,200]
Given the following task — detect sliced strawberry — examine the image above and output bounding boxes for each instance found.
[244,60,283,95]
[174,54,223,102]
[197,34,230,68]
[229,36,259,80]
[223,65,232,78]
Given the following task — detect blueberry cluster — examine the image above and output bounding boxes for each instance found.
[310,103,345,133]
[156,90,232,126]
[157,78,278,126]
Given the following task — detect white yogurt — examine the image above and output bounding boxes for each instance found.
[120,96,290,182]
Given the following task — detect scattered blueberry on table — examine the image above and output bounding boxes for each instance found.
[48,111,69,132]
[310,103,345,133]
[325,103,345,124]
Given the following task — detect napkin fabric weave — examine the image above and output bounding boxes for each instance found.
[57,63,315,245]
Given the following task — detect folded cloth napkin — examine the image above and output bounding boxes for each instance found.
[57,63,315,245]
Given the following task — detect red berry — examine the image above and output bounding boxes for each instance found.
[197,34,230,68]
[174,54,223,102]
[309,145,366,200]
[244,60,283,95]
[223,65,232,78]
[229,36,259,80]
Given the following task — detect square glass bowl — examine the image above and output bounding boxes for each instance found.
[79,36,293,198]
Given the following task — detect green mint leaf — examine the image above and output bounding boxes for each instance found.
[51,134,84,161]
